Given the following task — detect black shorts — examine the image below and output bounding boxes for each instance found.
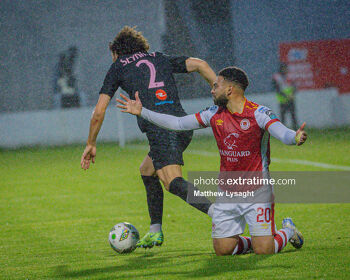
[146,128,193,171]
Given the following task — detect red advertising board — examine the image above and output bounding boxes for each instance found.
[279,39,350,94]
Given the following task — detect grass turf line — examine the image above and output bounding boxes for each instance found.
[0,128,349,279]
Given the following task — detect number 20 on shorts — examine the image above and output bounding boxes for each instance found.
[257,207,271,223]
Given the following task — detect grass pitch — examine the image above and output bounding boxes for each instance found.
[1,128,350,279]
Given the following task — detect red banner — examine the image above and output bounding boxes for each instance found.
[279,39,350,94]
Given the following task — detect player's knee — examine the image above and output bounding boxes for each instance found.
[214,247,232,256]
[139,162,154,176]
[160,174,178,191]
[161,178,171,191]
[158,165,182,191]
[253,246,274,255]
[215,250,232,256]
[213,239,235,256]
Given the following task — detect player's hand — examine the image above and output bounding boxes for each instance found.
[295,122,307,146]
[81,144,96,170]
[116,91,142,116]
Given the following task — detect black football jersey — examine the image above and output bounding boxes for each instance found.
[99,52,189,132]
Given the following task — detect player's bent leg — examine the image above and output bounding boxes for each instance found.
[157,165,213,215]
[156,164,182,190]
[212,204,252,256]
[138,155,164,248]
[251,235,275,254]
[214,235,252,256]
[246,203,284,254]
[232,236,252,255]
[249,214,301,254]
[252,229,302,254]
[139,155,156,176]
[250,220,301,254]
[213,237,239,256]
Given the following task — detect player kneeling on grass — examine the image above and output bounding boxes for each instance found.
[117,66,307,255]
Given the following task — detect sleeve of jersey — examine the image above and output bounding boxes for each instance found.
[254,105,296,145]
[99,63,121,98]
[254,105,280,130]
[195,105,218,128]
[268,122,296,145]
[164,54,189,73]
[140,108,202,131]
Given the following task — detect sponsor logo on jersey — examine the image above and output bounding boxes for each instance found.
[119,228,129,241]
[216,119,224,126]
[258,106,268,113]
[209,105,218,112]
[265,110,278,120]
[219,149,251,157]
[155,89,168,101]
[224,132,239,150]
[240,119,250,130]
[258,107,278,120]
[199,105,217,114]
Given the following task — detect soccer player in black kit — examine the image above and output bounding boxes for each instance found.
[81,26,216,248]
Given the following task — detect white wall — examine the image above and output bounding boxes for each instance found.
[247,88,344,128]
[1,89,349,149]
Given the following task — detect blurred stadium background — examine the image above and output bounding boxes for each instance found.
[1,1,350,279]
[1,0,350,148]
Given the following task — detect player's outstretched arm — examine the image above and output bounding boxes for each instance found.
[116,92,202,131]
[81,94,111,170]
[116,92,142,115]
[186,58,216,87]
[268,121,307,146]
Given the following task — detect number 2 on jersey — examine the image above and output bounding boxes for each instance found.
[136,60,164,89]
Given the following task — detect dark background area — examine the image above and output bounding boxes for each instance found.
[0,0,349,112]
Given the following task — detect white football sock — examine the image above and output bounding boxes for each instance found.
[150,223,162,233]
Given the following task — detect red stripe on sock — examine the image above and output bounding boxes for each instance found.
[280,230,288,246]
[274,234,284,252]
[271,203,276,235]
[236,237,244,255]
[243,236,251,250]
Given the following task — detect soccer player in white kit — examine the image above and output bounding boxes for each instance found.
[117,67,307,255]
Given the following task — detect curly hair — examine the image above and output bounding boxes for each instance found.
[218,67,249,91]
[109,26,150,56]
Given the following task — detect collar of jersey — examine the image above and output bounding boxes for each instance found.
[227,97,247,115]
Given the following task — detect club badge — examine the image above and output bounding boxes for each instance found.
[240,119,250,130]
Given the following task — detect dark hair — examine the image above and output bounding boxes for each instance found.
[109,26,150,56]
[218,67,249,91]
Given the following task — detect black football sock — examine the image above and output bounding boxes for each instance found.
[141,175,164,226]
[169,177,212,214]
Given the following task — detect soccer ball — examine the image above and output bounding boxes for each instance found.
[108,222,140,254]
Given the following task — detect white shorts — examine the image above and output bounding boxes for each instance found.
[212,202,276,238]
